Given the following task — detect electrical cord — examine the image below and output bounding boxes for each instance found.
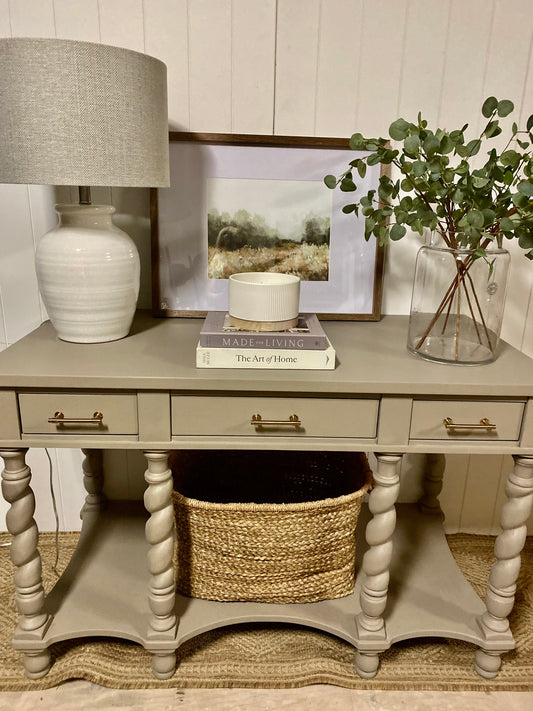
[45,448,60,577]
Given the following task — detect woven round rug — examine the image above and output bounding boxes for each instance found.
[0,532,531,691]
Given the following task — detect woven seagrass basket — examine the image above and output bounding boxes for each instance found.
[170,450,372,604]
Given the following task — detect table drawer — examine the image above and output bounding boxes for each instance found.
[19,393,138,435]
[172,395,379,438]
[410,400,525,441]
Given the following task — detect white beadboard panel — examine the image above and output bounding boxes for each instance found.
[53,0,101,41]
[274,0,321,136]
[438,0,493,131]
[144,0,190,130]
[440,454,470,534]
[0,285,7,348]
[521,285,533,358]
[231,0,277,135]
[483,0,532,113]
[397,0,450,128]
[501,239,533,350]
[188,0,232,132]
[0,185,42,344]
[314,0,362,138]
[0,0,10,34]
[102,449,133,500]
[111,187,152,309]
[8,0,55,35]
[458,454,504,533]
[355,0,408,138]
[54,449,85,531]
[126,449,148,499]
[98,0,144,51]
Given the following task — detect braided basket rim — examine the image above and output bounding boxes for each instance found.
[172,460,372,512]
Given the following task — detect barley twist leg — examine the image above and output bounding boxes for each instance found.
[475,455,533,678]
[81,448,105,517]
[0,449,51,679]
[418,453,445,518]
[355,453,402,678]
[143,450,177,679]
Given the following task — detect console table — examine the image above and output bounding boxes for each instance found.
[1,312,532,681]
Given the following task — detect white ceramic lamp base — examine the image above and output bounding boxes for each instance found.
[228,272,300,331]
[35,204,140,343]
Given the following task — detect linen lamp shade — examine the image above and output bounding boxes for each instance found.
[0,37,170,342]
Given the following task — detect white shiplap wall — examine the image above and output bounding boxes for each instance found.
[0,0,532,534]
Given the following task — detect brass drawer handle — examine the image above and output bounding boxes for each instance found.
[443,417,496,431]
[48,411,104,425]
[251,413,302,428]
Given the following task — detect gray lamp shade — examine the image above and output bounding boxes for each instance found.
[0,37,170,187]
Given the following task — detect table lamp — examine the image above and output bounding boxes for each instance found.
[0,37,170,343]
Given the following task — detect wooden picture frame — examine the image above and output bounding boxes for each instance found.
[151,132,385,320]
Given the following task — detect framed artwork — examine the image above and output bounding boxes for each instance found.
[151,132,386,320]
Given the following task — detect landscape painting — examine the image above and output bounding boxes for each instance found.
[206,177,331,281]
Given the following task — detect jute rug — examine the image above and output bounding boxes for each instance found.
[0,532,531,692]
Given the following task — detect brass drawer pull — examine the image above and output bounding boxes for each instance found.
[251,413,302,428]
[48,411,104,425]
[443,417,496,431]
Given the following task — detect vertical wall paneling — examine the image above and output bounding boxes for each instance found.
[55,449,86,531]
[231,0,277,135]
[274,0,321,136]
[438,0,493,131]
[188,0,232,132]
[355,0,407,138]
[458,455,504,533]
[397,0,450,128]
[143,0,190,130]
[0,186,43,343]
[314,0,362,138]
[97,0,144,51]
[53,0,101,41]
[440,454,470,534]
[8,0,55,35]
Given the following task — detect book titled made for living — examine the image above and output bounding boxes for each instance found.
[199,312,328,350]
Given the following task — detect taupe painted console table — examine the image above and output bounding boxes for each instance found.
[1,311,533,681]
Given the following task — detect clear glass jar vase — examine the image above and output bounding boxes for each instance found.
[407,238,510,365]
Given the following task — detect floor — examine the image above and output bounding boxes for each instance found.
[0,682,531,710]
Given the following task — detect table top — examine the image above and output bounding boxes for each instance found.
[0,311,532,397]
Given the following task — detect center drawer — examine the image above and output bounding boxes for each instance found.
[171,395,379,438]
[18,392,138,435]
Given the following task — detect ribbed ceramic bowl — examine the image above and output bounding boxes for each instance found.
[228,272,300,330]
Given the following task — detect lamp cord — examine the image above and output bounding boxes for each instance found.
[45,448,60,577]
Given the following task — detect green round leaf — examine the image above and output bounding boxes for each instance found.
[324,175,337,189]
[527,114,533,132]
[390,223,407,241]
[389,118,410,141]
[482,96,498,117]
[517,180,533,197]
[467,210,484,228]
[404,134,420,154]
[342,204,357,214]
[349,132,366,150]
[497,99,514,117]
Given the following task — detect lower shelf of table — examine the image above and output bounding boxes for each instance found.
[13,501,513,655]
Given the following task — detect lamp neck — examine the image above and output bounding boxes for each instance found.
[78,186,91,205]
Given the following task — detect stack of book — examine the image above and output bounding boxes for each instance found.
[196,312,335,369]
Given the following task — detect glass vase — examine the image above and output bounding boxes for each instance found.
[407,238,510,365]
